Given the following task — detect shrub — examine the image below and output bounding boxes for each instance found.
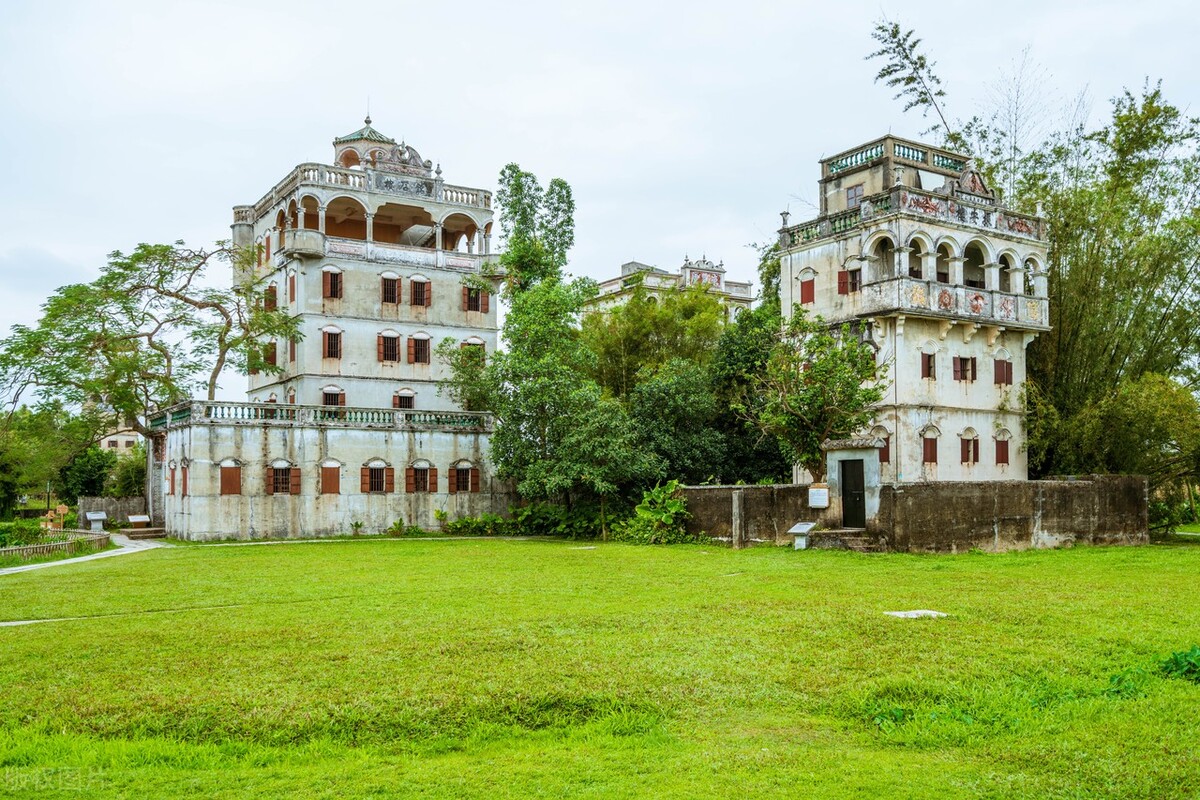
[444,512,510,537]
[0,519,43,547]
[509,502,604,539]
[612,480,702,545]
[1161,646,1200,683]
[386,520,426,537]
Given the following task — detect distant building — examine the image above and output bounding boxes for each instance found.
[778,135,1049,485]
[151,119,511,538]
[98,428,140,456]
[588,256,753,317]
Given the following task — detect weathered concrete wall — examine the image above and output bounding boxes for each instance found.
[681,485,838,546]
[685,475,1148,552]
[78,496,146,526]
[160,415,515,540]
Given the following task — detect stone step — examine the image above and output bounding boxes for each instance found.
[808,529,888,553]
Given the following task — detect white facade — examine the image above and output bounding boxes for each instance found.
[589,256,754,316]
[235,117,497,411]
[153,120,507,538]
[779,136,1049,483]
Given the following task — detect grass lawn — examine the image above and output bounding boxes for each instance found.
[1178,522,1200,534]
[1,539,1199,798]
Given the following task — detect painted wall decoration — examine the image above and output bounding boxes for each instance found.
[937,289,955,311]
[998,296,1017,321]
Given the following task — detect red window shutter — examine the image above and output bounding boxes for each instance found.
[879,436,890,464]
[921,353,932,379]
[321,466,340,495]
[923,437,938,464]
[322,331,329,358]
[405,468,415,493]
[265,238,270,260]
[220,466,241,495]
[973,438,980,464]
[377,335,384,362]
[385,467,395,493]
[470,467,480,493]
[338,392,346,407]
[994,359,1004,385]
[448,468,457,494]
[953,356,963,381]
[288,274,295,302]
[181,467,188,498]
[481,292,489,313]
[1005,361,1014,385]
[360,467,370,493]
[800,278,815,304]
[997,439,1010,465]
[961,438,970,463]
[407,337,415,364]
[290,468,301,495]
[837,270,849,295]
[265,286,277,311]
[264,467,274,495]
[969,358,977,381]
[289,338,296,362]
[266,343,276,366]
[323,271,332,298]
[424,282,432,307]
[428,467,438,493]
[392,394,401,409]
[462,286,469,311]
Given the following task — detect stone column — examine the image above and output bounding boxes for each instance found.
[434,222,444,251]
[364,212,374,243]
[983,262,1001,291]
[1032,269,1049,298]
[920,251,937,281]
[1008,265,1026,295]
[317,205,327,234]
[948,256,965,286]
[896,246,913,278]
[483,234,491,256]
[296,206,306,230]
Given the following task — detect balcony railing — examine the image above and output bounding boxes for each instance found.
[147,402,492,432]
[783,186,1044,247]
[248,163,493,220]
[844,276,1049,329]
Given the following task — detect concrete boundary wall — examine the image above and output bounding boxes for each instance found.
[77,497,146,527]
[681,476,1148,552]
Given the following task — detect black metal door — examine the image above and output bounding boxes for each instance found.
[841,459,866,529]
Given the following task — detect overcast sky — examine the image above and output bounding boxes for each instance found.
[1,0,1196,396]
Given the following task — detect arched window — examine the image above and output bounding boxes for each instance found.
[378,329,402,363]
[995,428,1013,466]
[361,458,394,494]
[320,459,342,495]
[393,388,416,410]
[266,459,299,495]
[959,427,980,465]
[871,425,892,465]
[321,266,344,299]
[219,458,241,496]
[920,425,941,464]
[406,459,437,494]
[450,460,481,494]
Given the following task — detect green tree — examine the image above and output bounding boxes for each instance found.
[580,281,725,400]
[744,308,886,483]
[628,359,725,484]
[108,444,148,498]
[493,164,575,290]
[59,446,118,504]
[0,243,300,439]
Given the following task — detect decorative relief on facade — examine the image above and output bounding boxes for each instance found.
[328,240,366,256]
[1025,300,1042,323]
[908,283,927,308]
[904,192,945,216]
[374,175,432,196]
[998,296,1017,321]
[967,293,986,315]
[371,246,437,267]
[937,289,955,311]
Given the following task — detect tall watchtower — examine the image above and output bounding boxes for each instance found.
[778,136,1049,482]
[231,118,497,412]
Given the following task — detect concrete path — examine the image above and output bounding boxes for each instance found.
[0,533,169,577]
